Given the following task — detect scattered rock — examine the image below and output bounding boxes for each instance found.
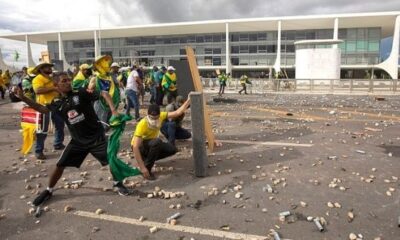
[95,209,104,215]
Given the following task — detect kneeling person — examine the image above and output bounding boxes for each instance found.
[161,95,191,146]
[131,100,190,180]
[14,72,130,207]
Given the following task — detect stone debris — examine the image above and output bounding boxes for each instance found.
[348,211,354,222]
[91,227,100,233]
[234,192,243,199]
[149,226,158,233]
[138,216,145,222]
[95,209,104,215]
[64,205,73,212]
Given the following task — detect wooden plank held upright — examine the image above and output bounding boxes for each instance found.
[185,46,216,152]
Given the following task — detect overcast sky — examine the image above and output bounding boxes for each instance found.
[0,0,399,68]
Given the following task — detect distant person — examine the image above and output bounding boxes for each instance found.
[2,69,12,89]
[72,63,92,90]
[131,100,190,180]
[162,66,178,102]
[0,70,5,99]
[22,67,36,101]
[125,65,141,120]
[161,95,191,146]
[89,56,121,130]
[239,74,251,95]
[32,63,65,159]
[218,71,228,96]
[148,66,158,104]
[155,66,167,106]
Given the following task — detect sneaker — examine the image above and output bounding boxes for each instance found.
[33,190,52,206]
[114,182,130,196]
[54,144,66,150]
[35,153,47,160]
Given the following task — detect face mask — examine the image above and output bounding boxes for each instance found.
[146,116,159,129]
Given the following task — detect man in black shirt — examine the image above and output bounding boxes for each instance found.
[13,72,130,208]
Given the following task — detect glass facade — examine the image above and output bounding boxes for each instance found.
[47,27,381,68]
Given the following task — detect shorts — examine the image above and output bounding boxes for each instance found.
[57,135,108,168]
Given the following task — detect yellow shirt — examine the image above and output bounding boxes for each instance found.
[2,73,10,85]
[32,74,59,105]
[0,75,4,87]
[132,112,168,142]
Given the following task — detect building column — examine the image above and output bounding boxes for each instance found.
[377,15,400,79]
[273,20,282,75]
[57,32,70,70]
[333,18,339,49]
[225,23,230,74]
[94,30,100,59]
[25,35,35,66]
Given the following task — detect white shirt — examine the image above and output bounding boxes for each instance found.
[126,70,139,91]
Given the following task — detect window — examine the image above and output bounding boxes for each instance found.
[205,35,213,42]
[286,31,295,40]
[356,40,367,51]
[239,45,249,53]
[180,37,187,43]
[368,41,379,52]
[188,36,196,43]
[213,57,221,65]
[204,56,212,65]
[205,48,213,54]
[180,49,186,55]
[196,36,204,43]
[231,57,239,65]
[286,45,295,53]
[346,41,356,52]
[213,34,221,42]
[249,45,257,53]
[231,33,239,42]
[267,45,276,53]
[258,33,267,41]
[231,46,239,54]
[239,33,249,41]
[258,45,267,53]
[249,33,257,41]
[347,29,357,40]
[73,40,94,48]
[368,28,380,40]
[213,48,221,54]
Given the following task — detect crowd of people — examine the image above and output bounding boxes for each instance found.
[6,55,193,208]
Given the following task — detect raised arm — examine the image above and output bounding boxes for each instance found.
[167,97,190,119]
[13,87,49,114]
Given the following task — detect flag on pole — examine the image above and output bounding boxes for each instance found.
[14,50,20,62]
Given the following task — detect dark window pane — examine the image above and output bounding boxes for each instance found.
[249,45,257,53]
[267,45,276,53]
[213,34,221,42]
[213,48,221,54]
[286,45,295,53]
[231,46,239,53]
[239,33,248,41]
[240,45,249,53]
[180,37,187,43]
[231,33,239,42]
[258,33,267,41]
[258,45,267,53]
[205,48,213,54]
[213,57,221,65]
[188,36,196,43]
[249,33,257,41]
[180,49,186,55]
[205,35,213,42]
[196,36,204,43]
[231,57,239,65]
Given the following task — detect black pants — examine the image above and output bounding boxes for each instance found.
[239,83,247,94]
[140,138,177,172]
[0,86,5,99]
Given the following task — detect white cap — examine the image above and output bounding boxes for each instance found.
[167,66,175,71]
[111,62,120,68]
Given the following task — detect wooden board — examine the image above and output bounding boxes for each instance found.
[169,60,194,98]
[185,46,216,152]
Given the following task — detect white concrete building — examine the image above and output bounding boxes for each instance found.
[0,11,399,79]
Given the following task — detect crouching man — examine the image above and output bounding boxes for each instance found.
[13,72,130,208]
[131,98,191,180]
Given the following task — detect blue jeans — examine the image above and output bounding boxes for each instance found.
[149,86,156,104]
[125,89,140,119]
[161,121,191,145]
[35,112,65,154]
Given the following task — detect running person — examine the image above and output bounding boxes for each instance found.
[13,72,130,208]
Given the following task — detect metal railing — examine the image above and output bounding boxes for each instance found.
[201,78,400,93]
